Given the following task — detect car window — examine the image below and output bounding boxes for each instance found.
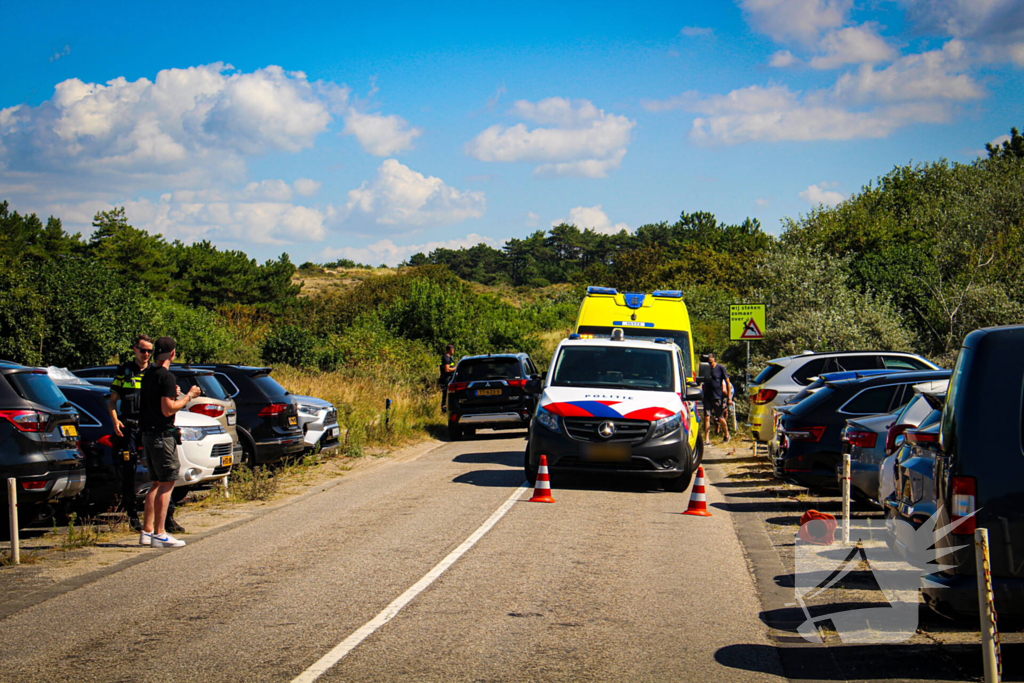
[883,355,927,370]
[842,385,898,414]
[68,400,103,427]
[792,358,826,385]
[193,374,229,400]
[214,373,240,397]
[455,358,523,382]
[252,373,288,398]
[551,346,675,392]
[7,372,69,410]
[831,355,880,372]
[753,363,784,385]
[790,386,834,417]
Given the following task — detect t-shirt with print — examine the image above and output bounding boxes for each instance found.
[140,365,178,432]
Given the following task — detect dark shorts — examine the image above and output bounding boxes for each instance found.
[143,431,179,483]
[703,398,727,421]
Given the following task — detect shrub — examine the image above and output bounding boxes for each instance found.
[144,298,233,363]
[261,324,318,368]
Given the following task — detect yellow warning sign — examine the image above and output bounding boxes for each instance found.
[730,304,766,341]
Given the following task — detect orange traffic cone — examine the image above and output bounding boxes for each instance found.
[682,466,712,516]
[529,455,556,503]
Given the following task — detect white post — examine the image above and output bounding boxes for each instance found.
[975,528,1002,683]
[7,478,19,565]
[841,453,851,546]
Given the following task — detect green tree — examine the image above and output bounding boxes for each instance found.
[89,207,174,294]
[986,126,1024,160]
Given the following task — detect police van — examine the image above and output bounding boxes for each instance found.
[525,331,704,491]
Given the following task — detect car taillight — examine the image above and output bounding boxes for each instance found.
[951,476,976,535]
[906,429,939,445]
[97,434,114,448]
[0,409,49,432]
[258,403,287,417]
[448,382,468,393]
[885,423,911,454]
[752,389,778,405]
[844,430,877,449]
[190,403,225,418]
[507,379,527,387]
[21,480,47,490]
[787,426,826,442]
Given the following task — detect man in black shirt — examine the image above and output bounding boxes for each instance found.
[702,352,733,443]
[439,344,456,412]
[139,337,200,548]
[108,334,153,529]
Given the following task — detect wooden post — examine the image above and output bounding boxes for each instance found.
[7,478,19,565]
[975,528,1002,683]
[841,453,851,546]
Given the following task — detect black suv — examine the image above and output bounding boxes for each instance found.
[192,365,304,466]
[0,361,85,526]
[447,353,540,440]
[773,369,950,490]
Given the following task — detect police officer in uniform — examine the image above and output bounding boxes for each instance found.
[108,335,153,530]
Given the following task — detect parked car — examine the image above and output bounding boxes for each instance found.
[1,361,85,528]
[525,335,703,492]
[73,364,241,461]
[886,403,943,566]
[292,395,340,452]
[166,410,235,492]
[924,325,1024,620]
[749,351,938,442]
[191,364,304,466]
[841,379,949,504]
[876,383,949,506]
[771,369,950,490]
[447,353,540,440]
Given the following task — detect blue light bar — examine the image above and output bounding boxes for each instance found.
[586,286,618,295]
[654,337,669,343]
[568,333,581,340]
[652,290,683,298]
[623,292,645,309]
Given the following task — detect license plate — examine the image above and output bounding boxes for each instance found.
[61,425,78,438]
[288,416,297,427]
[227,414,236,425]
[220,455,233,467]
[329,427,339,437]
[581,443,631,463]
[476,389,502,396]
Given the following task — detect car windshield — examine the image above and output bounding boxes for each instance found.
[8,372,69,410]
[551,346,675,392]
[787,377,826,404]
[252,373,288,398]
[576,326,692,378]
[455,359,522,382]
[789,386,834,418]
[194,374,229,400]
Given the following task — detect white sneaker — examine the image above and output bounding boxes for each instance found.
[151,533,186,548]
[139,531,152,546]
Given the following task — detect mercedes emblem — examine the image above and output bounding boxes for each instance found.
[598,422,616,439]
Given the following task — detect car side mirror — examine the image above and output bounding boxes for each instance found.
[894,434,907,450]
[698,362,711,380]
[684,386,703,401]
[524,378,544,395]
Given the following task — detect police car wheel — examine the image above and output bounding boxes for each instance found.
[663,471,692,493]
[524,445,538,486]
[448,423,462,441]
[464,427,476,438]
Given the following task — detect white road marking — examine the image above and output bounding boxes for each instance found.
[291,482,531,683]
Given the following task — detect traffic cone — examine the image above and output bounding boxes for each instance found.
[682,466,712,516]
[529,455,556,503]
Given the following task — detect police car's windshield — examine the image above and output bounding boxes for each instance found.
[550,346,675,392]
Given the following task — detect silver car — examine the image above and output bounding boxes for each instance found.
[293,395,340,452]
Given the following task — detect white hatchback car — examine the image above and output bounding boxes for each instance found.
[137,411,235,496]
[748,350,938,442]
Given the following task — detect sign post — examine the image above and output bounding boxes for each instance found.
[730,304,767,397]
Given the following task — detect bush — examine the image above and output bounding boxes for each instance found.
[144,298,233,363]
[261,324,318,368]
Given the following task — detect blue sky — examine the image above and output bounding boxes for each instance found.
[2,0,1022,264]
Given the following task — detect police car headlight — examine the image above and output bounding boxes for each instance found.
[651,412,682,439]
[179,427,205,441]
[535,406,560,433]
[297,404,320,416]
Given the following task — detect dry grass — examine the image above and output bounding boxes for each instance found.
[0,549,44,566]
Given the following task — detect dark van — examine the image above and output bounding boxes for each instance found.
[923,325,1024,619]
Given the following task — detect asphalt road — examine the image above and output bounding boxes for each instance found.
[0,434,785,683]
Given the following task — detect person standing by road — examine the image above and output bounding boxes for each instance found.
[439,344,456,412]
[108,335,153,530]
[702,352,733,443]
[139,337,200,548]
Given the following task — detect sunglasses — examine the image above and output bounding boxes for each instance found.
[135,347,153,354]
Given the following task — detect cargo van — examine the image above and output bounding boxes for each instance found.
[573,287,702,462]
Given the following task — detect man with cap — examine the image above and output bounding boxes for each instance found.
[139,337,200,548]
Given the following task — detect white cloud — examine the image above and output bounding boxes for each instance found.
[832,41,982,103]
[552,205,630,235]
[465,97,635,178]
[738,0,850,45]
[799,183,846,206]
[810,24,898,69]
[293,178,321,196]
[755,197,770,207]
[341,159,485,231]
[50,45,71,63]
[342,109,421,156]
[989,133,1012,148]
[526,211,540,227]
[904,0,1024,42]
[241,179,294,201]
[769,50,800,67]
[680,26,714,37]
[320,233,498,267]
